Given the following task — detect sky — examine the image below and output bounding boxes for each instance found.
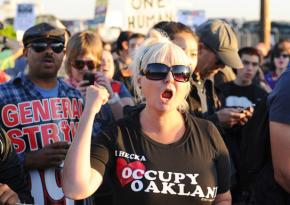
[1,0,290,21]
[176,0,290,21]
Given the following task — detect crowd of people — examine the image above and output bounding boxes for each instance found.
[0,18,290,205]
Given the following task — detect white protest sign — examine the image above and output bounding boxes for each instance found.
[106,0,176,34]
[13,3,36,31]
[177,10,206,30]
[40,0,96,20]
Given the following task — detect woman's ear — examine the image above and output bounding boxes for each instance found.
[137,76,142,89]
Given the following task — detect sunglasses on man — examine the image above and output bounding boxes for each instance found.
[72,60,99,71]
[28,41,64,53]
[140,63,191,83]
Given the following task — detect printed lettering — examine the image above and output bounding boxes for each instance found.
[2,104,19,127]
[41,123,60,145]
[32,99,50,122]
[19,102,33,124]
[186,173,199,185]
[132,169,145,180]
[173,173,185,183]
[61,98,72,119]
[205,187,217,199]
[131,180,143,192]
[122,167,133,179]
[160,182,176,195]
[191,185,205,197]
[50,98,63,120]
[144,170,157,180]
[7,129,25,153]
[144,181,160,193]
[158,171,172,182]
[22,126,39,151]
[177,184,190,196]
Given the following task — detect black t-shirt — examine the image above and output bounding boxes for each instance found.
[91,110,231,205]
[219,81,268,108]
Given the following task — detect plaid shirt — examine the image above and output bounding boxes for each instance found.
[0,73,83,105]
[0,73,112,205]
[0,73,114,153]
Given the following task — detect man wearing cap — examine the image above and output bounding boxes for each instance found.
[0,23,98,204]
[188,19,253,128]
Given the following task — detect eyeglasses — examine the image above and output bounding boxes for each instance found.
[29,41,64,53]
[274,53,289,59]
[140,63,191,82]
[242,60,259,67]
[72,60,98,71]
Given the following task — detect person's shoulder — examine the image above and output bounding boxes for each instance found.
[252,83,268,95]
[0,77,22,98]
[186,112,217,131]
[218,80,235,88]
[271,69,290,91]
[185,112,224,149]
[57,78,82,97]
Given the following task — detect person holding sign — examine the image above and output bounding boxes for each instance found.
[63,34,231,205]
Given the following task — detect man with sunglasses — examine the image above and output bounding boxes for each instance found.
[188,19,253,128]
[0,23,90,205]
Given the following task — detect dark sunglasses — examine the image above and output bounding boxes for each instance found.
[72,60,98,71]
[29,41,64,53]
[140,63,191,82]
[275,53,289,58]
[242,60,259,67]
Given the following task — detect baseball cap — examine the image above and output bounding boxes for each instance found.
[23,23,65,47]
[196,19,243,69]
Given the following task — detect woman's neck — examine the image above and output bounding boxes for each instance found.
[140,107,185,144]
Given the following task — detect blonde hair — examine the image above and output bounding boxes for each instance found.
[132,32,192,112]
[64,30,103,76]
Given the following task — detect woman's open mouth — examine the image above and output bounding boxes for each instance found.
[161,89,173,100]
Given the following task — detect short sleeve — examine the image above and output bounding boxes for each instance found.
[209,123,231,194]
[90,125,117,176]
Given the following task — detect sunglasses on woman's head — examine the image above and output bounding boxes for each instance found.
[72,60,98,71]
[29,41,64,53]
[140,63,191,82]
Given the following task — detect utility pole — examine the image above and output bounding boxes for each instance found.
[260,0,271,50]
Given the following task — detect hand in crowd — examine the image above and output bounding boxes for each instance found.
[24,141,70,170]
[0,184,19,205]
[77,80,91,97]
[217,107,254,127]
[85,84,109,114]
[94,72,114,99]
[238,106,254,126]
